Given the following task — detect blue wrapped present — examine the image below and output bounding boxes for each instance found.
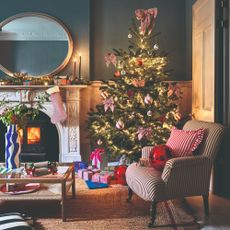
[74,161,88,172]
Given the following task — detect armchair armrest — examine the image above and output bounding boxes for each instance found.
[141,146,154,159]
[162,155,212,184]
[164,155,212,169]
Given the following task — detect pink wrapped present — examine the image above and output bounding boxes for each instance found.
[92,168,100,174]
[92,173,100,183]
[78,169,87,179]
[83,171,93,181]
[100,174,112,184]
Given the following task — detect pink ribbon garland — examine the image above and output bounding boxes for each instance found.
[103,97,115,112]
[137,127,152,140]
[135,8,158,35]
[90,148,104,168]
[104,53,117,67]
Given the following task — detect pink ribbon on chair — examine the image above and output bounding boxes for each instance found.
[104,53,117,67]
[137,127,152,140]
[135,8,158,35]
[90,148,104,169]
[103,97,115,112]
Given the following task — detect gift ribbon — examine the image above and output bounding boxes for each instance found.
[90,148,104,168]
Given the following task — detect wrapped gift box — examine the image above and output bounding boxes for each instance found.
[83,171,93,181]
[100,174,112,184]
[92,173,100,183]
[74,161,88,172]
[78,169,88,179]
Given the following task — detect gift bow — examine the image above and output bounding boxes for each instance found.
[103,97,115,112]
[137,127,152,140]
[105,53,117,67]
[135,8,158,35]
[90,148,104,167]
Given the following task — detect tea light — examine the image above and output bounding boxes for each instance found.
[44,81,48,86]
[0,81,6,85]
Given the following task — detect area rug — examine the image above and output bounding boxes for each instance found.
[0,178,200,230]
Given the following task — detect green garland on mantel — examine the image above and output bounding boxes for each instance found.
[0,73,90,86]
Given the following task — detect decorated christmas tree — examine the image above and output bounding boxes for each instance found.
[88,8,182,161]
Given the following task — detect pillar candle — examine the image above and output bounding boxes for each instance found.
[73,59,77,81]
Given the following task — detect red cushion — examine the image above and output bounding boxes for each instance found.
[166,127,204,157]
[149,144,172,171]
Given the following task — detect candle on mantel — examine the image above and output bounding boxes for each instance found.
[73,58,77,81]
[78,53,81,82]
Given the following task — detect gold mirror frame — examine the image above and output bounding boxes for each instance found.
[0,12,73,78]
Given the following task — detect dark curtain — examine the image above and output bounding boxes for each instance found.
[213,0,230,197]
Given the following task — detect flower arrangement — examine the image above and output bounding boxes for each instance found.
[0,93,48,128]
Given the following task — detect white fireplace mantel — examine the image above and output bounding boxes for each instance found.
[0,85,87,163]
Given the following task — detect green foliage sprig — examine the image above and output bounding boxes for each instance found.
[0,92,48,128]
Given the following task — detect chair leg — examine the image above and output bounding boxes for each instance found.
[202,194,209,216]
[126,186,133,202]
[148,201,157,228]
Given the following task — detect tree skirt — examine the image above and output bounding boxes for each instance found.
[0,178,200,229]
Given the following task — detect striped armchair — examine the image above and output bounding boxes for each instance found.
[125,120,225,227]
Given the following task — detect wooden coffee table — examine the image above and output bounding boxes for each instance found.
[0,163,75,221]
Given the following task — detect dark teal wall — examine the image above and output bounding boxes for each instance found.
[0,0,192,81]
[0,0,90,78]
[91,0,187,81]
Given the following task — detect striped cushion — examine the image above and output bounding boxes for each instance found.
[0,213,32,230]
[166,127,204,157]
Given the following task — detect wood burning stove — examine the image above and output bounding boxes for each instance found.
[0,111,59,163]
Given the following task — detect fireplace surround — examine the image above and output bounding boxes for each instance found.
[0,85,87,163]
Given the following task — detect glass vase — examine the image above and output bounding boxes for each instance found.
[5,124,21,169]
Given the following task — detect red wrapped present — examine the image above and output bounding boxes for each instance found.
[114,165,128,185]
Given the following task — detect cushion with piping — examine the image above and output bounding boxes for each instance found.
[166,127,204,157]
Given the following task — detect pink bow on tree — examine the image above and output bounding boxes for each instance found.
[103,97,115,112]
[135,8,158,35]
[105,53,117,67]
[167,83,181,97]
[90,148,104,169]
[137,127,152,140]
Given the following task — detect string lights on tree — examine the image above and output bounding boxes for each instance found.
[87,8,182,161]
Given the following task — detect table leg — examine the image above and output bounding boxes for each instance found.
[72,167,76,199]
[61,181,66,222]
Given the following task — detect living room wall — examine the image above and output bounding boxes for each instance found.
[0,0,192,81]
[90,0,187,81]
[0,0,90,79]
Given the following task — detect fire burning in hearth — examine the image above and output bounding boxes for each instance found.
[27,127,41,144]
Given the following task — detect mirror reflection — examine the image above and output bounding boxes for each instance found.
[0,13,73,77]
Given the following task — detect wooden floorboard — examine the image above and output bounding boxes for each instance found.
[186,194,230,230]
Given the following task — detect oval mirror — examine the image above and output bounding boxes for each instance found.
[0,12,73,78]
